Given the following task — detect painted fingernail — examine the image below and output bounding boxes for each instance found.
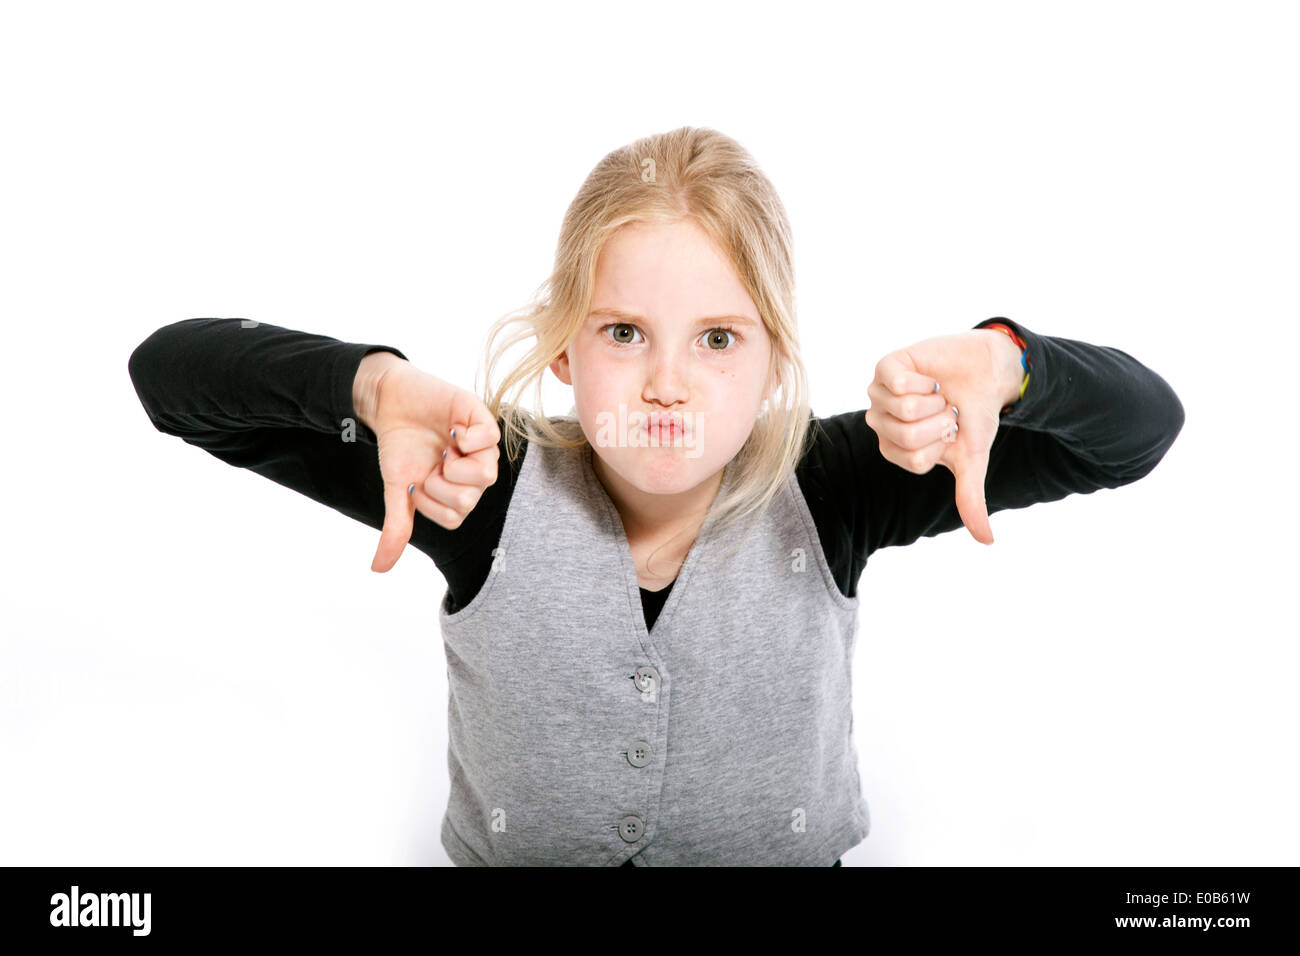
[933,382,940,393]
[951,405,959,419]
[450,427,456,439]
[408,483,415,497]
[442,448,447,460]
[941,422,959,443]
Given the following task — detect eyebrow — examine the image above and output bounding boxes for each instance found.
[587,307,759,328]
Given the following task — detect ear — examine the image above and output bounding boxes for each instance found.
[549,349,572,386]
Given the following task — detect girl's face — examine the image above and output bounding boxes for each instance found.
[550,218,773,501]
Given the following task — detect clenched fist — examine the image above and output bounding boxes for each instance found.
[864,328,1026,545]
[356,354,501,571]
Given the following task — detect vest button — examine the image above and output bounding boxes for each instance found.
[626,740,652,767]
[633,665,660,696]
[618,815,645,842]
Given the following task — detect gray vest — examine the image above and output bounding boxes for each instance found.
[438,423,870,865]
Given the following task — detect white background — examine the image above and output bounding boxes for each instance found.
[2,0,1295,866]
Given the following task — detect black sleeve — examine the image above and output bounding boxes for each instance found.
[127,317,516,592]
[795,317,1185,598]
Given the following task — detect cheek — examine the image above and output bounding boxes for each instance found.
[567,348,602,391]
[572,369,630,424]
[711,362,767,400]
[575,356,619,396]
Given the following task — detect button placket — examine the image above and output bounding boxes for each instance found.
[615,664,661,851]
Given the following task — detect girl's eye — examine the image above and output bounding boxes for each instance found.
[702,327,738,350]
[600,323,740,351]
[605,323,643,345]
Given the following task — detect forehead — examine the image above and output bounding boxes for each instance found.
[592,220,758,323]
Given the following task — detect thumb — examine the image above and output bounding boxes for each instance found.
[372,479,416,572]
[952,450,994,546]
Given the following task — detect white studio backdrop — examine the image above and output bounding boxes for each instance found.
[1,0,1295,865]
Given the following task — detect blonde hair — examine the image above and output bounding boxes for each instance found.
[476,126,814,571]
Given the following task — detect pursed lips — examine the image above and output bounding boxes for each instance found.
[645,411,685,431]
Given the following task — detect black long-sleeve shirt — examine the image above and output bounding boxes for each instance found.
[128,317,1185,629]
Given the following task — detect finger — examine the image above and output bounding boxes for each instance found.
[951,449,994,546]
[417,449,488,526]
[441,430,500,487]
[372,480,416,572]
[877,430,953,475]
[874,355,942,397]
[447,413,502,456]
[409,474,469,531]
[866,381,951,423]
[437,427,499,491]
[867,401,960,451]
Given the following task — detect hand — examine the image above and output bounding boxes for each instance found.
[366,361,501,572]
[864,329,1022,545]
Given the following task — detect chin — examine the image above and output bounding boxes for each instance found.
[613,452,711,497]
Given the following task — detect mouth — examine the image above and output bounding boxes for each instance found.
[644,412,685,443]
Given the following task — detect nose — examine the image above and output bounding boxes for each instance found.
[641,344,690,407]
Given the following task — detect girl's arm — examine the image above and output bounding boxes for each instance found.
[818,318,1185,572]
[127,317,485,566]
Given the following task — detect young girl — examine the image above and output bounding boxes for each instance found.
[128,126,1184,867]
